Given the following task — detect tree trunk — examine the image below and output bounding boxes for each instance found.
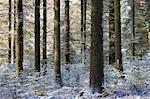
[9,0,11,31]
[90,0,104,93]
[8,0,12,64]
[109,0,115,64]
[43,0,47,74]
[114,0,123,71]
[14,0,16,31]
[35,0,40,72]
[131,0,135,57]
[13,0,16,63]
[64,0,70,64]
[16,0,23,76]
[13,35,16,63]
[81,0,87,64]
[8,34,11,63]
[54,0,61,85]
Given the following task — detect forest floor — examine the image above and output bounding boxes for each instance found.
[1,52,150,99]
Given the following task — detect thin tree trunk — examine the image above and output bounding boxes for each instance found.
[8,0,11,63]
[131,0,135,57]
[54,0,61,85]
[114,0,123,71]
[9,0,11,31]
[8,34,11,63]
[35,0,40,72]
[109,0,115,64]
[81,0,87,64]
[13,0,16,63]
[16,0,23,76]
[64,0,70,64]
[13,35,16,63]
[14,0,16,31]
[43,0,47,74]
[90,0,104,93]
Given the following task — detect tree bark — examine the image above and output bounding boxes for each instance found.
[131,0,135,57]
[8,34,11,63]
[9,0,11,31]
[64,0,70,64]
[114,0,123,71]
[13,0,16,63]
[13,34,16,63]
[35,0,40,72]
[14,0,16,31]
[109,0,115,64]
[54,0,61,85]
[43,0,47,74]
[8,0,12,64]
[16,0,23,76]
[81,0,87,64]
[90,0,104,93]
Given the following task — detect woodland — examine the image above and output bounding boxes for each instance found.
[0,0,150,98]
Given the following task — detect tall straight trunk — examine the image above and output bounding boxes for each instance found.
[81,0,87,64]
[9,0,11,31]
[13,35,16,63]
[64,0,70,64]
[54,0,61,84]
[90,0,104,93]
[16,0,23,76]
[109,0,115,64]
[35,0,40,72]
[13,0,16,63]
[8,34,11,63]
[14,0,16,31]
[43,0,47,74]
[8,0,11,63]
[114,0,123,71]
[131,0,135,57]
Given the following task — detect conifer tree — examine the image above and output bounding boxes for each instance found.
[114,0,123,71]
[13,0,16,63]
[64,0,70,64]
[16,0,24,76]
[90,0,104,93]
[43,0,47,74]
[131,0,135,57]
[109,0,115,64]
[9,0,11,31]
[81,0,87,64]
[8,0,12,63]
[54,0,61,84]
[35,0,41,72]
[8,34,11,63]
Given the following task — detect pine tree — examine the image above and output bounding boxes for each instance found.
[43,0,47,74]
[13,0,16,63]
[9,0,11,31]
[90,0,104,93]
[64,0,70,64]
[81,0,87,64]
[16,0,23,76]
[54,0,61,84]
[13,34,16,63]
[14,0,16,31]
[8,0,12,63]
[109,0,115,64]
[35,0,40,72]
[131,0,135,57]
[8,34,11,63]
[114,0,123,71]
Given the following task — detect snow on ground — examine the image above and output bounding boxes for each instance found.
[0,55,150,99]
